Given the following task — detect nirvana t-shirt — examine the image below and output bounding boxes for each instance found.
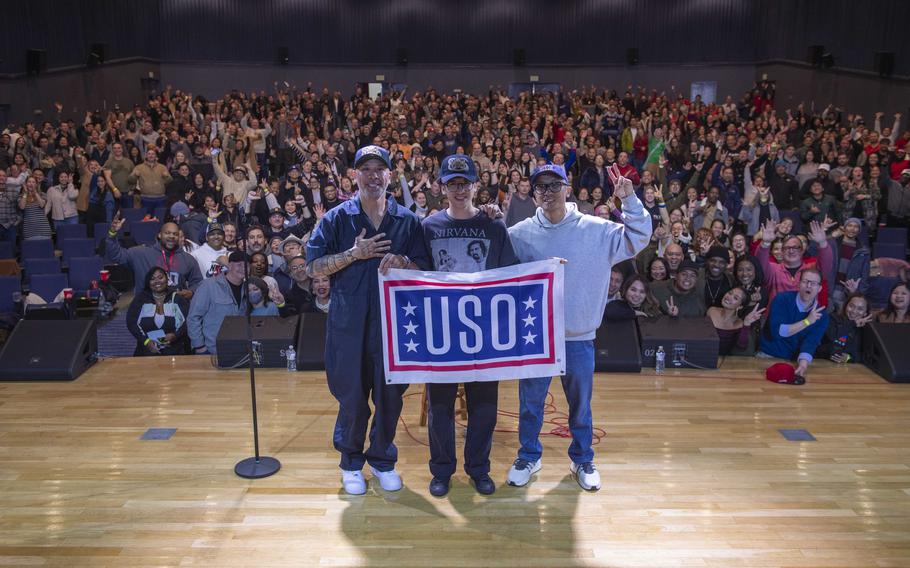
[421,210,519,272]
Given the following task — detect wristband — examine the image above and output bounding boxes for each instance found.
[657,203,667,208]
[844,354,851,363]
[400,254,411,267]
[108,230,118,237]
[276,302,285,308]
[803,319,810,326]
[143,338,151,346]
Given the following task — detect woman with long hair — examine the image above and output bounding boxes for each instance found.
[18,175,51,241]
[875,282,910,323]
[604,275,661,320]
[707,287,764,355]
[817,293,872,363]
[126,267,190,356]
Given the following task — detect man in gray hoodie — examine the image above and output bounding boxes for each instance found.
[506,163,651,491]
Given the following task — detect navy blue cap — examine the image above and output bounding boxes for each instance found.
[354,145,392,169]
[438,154,478,184]
[529,164,569,185]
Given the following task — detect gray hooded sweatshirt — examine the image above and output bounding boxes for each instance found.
[507,198,651,340]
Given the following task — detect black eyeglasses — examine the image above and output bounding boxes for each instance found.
[444,182,473,192]
[532,182,565,194]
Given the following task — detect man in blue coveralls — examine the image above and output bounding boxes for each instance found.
[306,145,430,495]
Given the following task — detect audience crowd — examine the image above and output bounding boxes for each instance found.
[1,80,908,378]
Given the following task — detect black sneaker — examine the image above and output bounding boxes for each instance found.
[429,477,450,497]
[471,473,496,495]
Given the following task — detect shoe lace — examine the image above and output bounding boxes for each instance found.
[579,462,596,475]
[513,458,533,471]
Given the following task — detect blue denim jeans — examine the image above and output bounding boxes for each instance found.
[54,217,79,231]
[140,196,166,217]
[0,223,18,251]
[517,340,595,464]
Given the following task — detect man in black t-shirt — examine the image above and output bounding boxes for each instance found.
[420,154,520,498]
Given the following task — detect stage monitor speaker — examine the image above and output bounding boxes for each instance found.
[808,45,824,67]
[862,322,910,382]
[638,317,719,369]
[87,43,106,67]
[26,49,47,75]
[296,312,327,370]
[594,319,642,372]
[216,315,299,369]
[0,320,97,381]
[513,48,526,67]
[396,48,408,67]
[626,47,639,66]
[278,46,289,65]
[874,51,895,78]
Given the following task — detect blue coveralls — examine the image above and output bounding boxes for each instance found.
[306,195,430,472]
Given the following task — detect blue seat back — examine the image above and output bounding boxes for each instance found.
[68,256,103,292]
[22,239,55,260]
[29,273,68,303]
[62,238,96,264]
[131,221,161,246]
[0,275,20,312]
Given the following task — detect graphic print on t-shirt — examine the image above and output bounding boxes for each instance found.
[429,237,490,272]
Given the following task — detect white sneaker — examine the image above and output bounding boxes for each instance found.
[507,458,542,487]
[570,461,601,491]
[370,467,403,491]
[341,469,366,495]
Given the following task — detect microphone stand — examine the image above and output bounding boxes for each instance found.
[234,252,280,479]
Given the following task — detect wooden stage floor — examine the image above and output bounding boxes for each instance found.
[0,356,908,567]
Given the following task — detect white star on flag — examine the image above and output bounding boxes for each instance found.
[403,321,418,335]
[404,339,420,352]
[522,314,536,327]
[522,296,537,310]
[402,302,417,317]
[523,331,537,345]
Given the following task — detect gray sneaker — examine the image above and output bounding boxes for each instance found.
[507,458,541,487]
[570,461,601,491]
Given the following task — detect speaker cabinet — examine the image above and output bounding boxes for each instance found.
[87,43,106,67]
[296,312,327,370]
[594,319,642,372]
[215,315,299,369]
[638,317,719,369]
[0,320,97,381]
[808,45,824,67]
[874,51,895,78]
[626,48,639,66]
[278,46,289,65]
[396,48,408,67]
[513,48,526,67]
[862,322,910,382]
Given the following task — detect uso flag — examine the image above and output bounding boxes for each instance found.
[379,259,565,384]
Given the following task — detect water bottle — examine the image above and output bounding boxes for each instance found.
[655,345,665,375]
[286,345,297,372]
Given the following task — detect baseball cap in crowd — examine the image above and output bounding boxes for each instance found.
[677,259,700,275]
[170,201,190,218]
[207,222,225,235]
[269,207,286,219]
[438,154,478,184]
[902,168,910,177]
[765,362,805,385]
[354,145,392,169]
[288,164,300,172]
[817,163,830,171]
[279,235,304,254]
[774,159,788,168]
[529,164,569,185]
[228,251,249,263]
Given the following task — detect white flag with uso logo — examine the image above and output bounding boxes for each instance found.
[379,259,565,384]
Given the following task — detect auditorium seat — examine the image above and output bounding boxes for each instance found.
[877,227,907,246]
[25,258,61,281]
[55,223,87,244]
[120,208,146,231]
[68,257,103,295]
[873,242,907,260]
[29,273,68,303]
[0,275,20,312]
[22,239,55,261]
[0,241,13,259]
[131,221,161,246]
[61,238,96,265]
[93,223,110,247]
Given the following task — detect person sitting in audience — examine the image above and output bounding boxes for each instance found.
[875,282,910,323]
[190,223,228,279]
[662,243,686,277]
[279,255,313,315]
[817,293,872,364]
[248,276,281,316]
[128,149,173,216]
[701,246,734,308]
[606,267,624,303]
[756,219,832,306]
[272,235,305,294]
[126,266,190,356]
[604,274,661,320]
[187,251,249,355]
[647,256,670,282]
[758,268,829,385]
[652,259,706,317]
[734,256,767,313]
[106,215,203,296]
[707,287,764,356]
[830,217,870,310]
[311,275,331,313]
[249,251,278,290]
